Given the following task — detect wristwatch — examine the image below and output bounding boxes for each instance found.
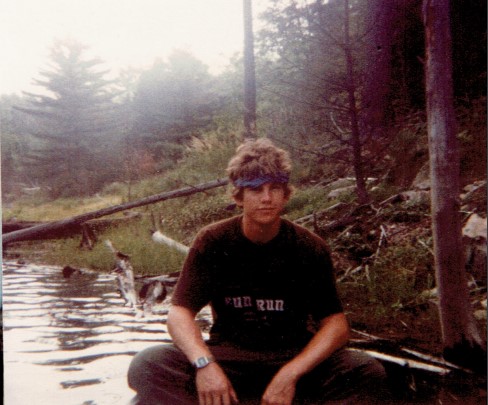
[193,355,216,369]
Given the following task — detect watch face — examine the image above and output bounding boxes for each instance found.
[196,357,208,368]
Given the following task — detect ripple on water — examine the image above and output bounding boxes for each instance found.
[92,325,125,334]
[3,261,175,405]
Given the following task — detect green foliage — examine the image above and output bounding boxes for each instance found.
[157,192,234,244]
[133,130,243,241]
[169,129,242,182]
[365,242,434,309]
[100,182,127,197]
[124,129,242,202]
[339,240,436,330]
[3,193,121,222]
[285,186,333,219]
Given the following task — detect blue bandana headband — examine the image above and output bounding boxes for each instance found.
[233,173,289,188]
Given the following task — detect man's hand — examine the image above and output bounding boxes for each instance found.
[261,313,350,405]
[196,363,239,405]
[261,366,298,405]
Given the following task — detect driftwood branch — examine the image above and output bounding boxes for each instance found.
[105,240,139,309]
[105,240,170,316]
[152,230,190,255]
[350,329,471,375]
[3,178,228,246]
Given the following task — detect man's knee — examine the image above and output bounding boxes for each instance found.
[128,344,181,390]
[307,348,390,403]
[357,351,387,380]
[128,344,197,405]
[347,349,391,401]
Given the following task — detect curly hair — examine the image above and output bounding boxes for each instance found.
[226,138,293,198]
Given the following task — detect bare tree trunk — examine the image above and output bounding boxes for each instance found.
[362,0,398,131]
[423,0,485,371]
[243,0,257,138]
[3,178,228,246]
[344,0,369,204]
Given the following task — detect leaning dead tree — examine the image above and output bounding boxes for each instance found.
[423,0,485,371]
[2,178,228,247]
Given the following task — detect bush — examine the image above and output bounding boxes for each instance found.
[365,243,434,310]
[284,186,331,219]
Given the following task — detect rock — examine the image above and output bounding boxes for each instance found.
[400,190,431,205]
[415,180,431,191]
[411,162,430,189]
[327,178,356,189]
[463,180,486,193]
[420,287,438,299]
[462,214,487,240]
[327,186,356,199]
[62,265,82,278]
[463,214,487,283]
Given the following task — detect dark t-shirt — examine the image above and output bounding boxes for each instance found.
[172,216,343,350]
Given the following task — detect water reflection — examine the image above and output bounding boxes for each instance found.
[3,261,205,405]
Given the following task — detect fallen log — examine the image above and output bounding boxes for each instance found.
[348,348,452,375]
[3,214,142,243]
[2,178,228,247]
[3,221,41,233]
[294,202,348,226]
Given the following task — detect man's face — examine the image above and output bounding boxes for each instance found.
[234,182,289,226]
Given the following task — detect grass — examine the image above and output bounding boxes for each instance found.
[3,194,122,222]
[10,217,188,275]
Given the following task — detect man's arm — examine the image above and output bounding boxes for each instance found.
[167,305,238,405]
[261,312,350,405]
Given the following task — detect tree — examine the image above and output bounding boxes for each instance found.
[243,0,257,138]
[343,0,369,203]
[132,50,218,166]
[423,0,485,371]
[17,39,119,198]
[258,0,373,202]
[361,0,398,131]
[1,94,44,199]
[1,95,25,198]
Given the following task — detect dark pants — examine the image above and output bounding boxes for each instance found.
[128,343,389,405]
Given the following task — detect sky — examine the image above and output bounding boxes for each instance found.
[0,0,269,96]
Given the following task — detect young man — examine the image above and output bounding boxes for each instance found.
[128,139,388,405]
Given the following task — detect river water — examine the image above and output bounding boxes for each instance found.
[2,260,212,405]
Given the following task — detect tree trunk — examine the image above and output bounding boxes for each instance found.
[3,178,228,247]
[343,0,369,204]
[422,0,485,371]
[243,0,257,138]
[362,0,397,131]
